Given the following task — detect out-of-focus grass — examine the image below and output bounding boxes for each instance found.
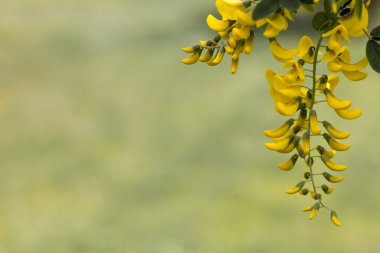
[0,1,380,252]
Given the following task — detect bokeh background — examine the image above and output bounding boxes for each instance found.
[0,1,380,252]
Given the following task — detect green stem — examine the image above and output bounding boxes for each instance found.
[307,36,324,207]
[363,29,371,40]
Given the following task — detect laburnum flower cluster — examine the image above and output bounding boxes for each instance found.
[182,0,380,226]
[182,0,296,73]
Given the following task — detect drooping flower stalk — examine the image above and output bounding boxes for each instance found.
[181,0,380,226]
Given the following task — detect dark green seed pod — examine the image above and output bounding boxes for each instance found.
[317,145,325,155]
[319,75,328,84]
[323,172,344,183]
[304,172,311,179]
[307,90,314,99]
[293,136,301,146]
[308,46,315,57]
[307,157,314,167]
[322,184,334,194]
[292,125,302,135]
[296,181,306,188]
[296,142,305,158]
[300,188,309,195]
[213,35,221,43]
[300,107,308,120]
[323,133,332,142]
[311,191,322,200]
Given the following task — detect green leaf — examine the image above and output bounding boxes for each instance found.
[324,0,333,15]
[370,25,380,40]
[302,4,314,12]
[312,12,334,32]
[300,0,315,4]
[354,0,362,19]
[279,0,300,11]
[252,0,280,20]
[366,40,380,73]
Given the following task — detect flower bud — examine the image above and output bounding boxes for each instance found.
[286,181,306,194]
[322,184,334,194]
[309,202,320,220]
[323,172,344,183]
[307,157,314,167]
[299,188,309,195]
[330,210,342,226]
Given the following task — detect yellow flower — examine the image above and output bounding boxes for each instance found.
[339,2,369,37]
[269,39,298,62]
[232,25,251,40]
[330,211,342,226]
[323,46,368,81]
[286,181,305,194]
[316,75,339,91]
[215,0,245,20]
[181,46,201,65]
[322,25,350,51]
[199,1,256,74]
[269,36,314,63]
[281,59,305,82]
[257,13,288,39]
[265,69,303,104]
[206,14,230,32]
[234,9,255,26]
[297,36,315,63]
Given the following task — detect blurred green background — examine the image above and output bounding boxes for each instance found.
[0,0,380,252]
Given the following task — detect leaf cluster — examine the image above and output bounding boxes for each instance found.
[367,26,380,73]
[253,0,308,20]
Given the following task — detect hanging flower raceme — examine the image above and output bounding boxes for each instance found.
[181,0,256,74]
[181,0,302,74]
[182,0,380,226]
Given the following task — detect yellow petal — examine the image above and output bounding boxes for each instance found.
[331,211,342,226]
[327,60,343,72]
[234,10,255,26]
[216,0,244,20]
[275,99,300,116]
[206,14,230,32]
[266,14,288,30]
[340,4,368,37]
[327,33,341,51]
[232,26,251,40]
[208,47,225,66]
[263,24,281,39]
[297,36,314,58]
[199,49,214,62]
[270,39,298,62]
[264,118,294,138]
[335,108,363,120]
[342,71,368,81]
[243,31,254,54]
[340,57,368,72]
[264,136,292,151]
[181,51,200,65]
[231,58,239,74]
